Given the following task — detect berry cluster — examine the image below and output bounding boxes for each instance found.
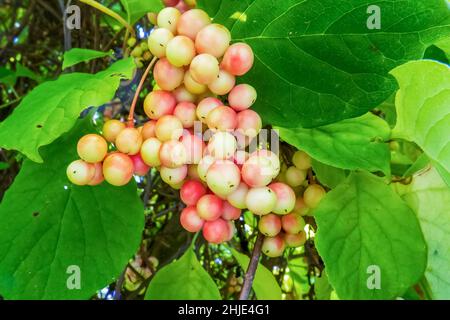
[128,37,154,69]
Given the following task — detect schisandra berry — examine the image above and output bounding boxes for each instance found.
[281,213,305,234]
[206,159,240,197]
[130,154,150,176]
[160,165,188,185]
[166,35,196,67]
[88,162,105,186]
[140,120,157,140]
[206,106,237,131]
[236,109,262,138]
[202,218,230,244]
[196,97,222,123]
[157,7,181,34]
[197,194,223,221]
[102,153,134,186]
[180,206,204,232]
[285,166,306,187]
[303,184,326,208]
[173,102,197,128]
[102,120,125,143]
[208,70,235,95]
[180,179,207,205]
[228,84,257,111]
[195,24,231,58]
[173,85,197,103]
[154,58,185,91]
[144,90,176,120]
[261,235,285,258]
[189,53,219,85]
[176,9,211,40]
[292,197,308,216]
[221,43,254,76]
[221,200,241,220]
[115,128,142,155]
[159,140,187,168]
[180,133,205,164]
[245,186,277,215]
[207,131,237,160]
[226,182,248,209]
[258,214,282,237]
[284,231,306,247]
[77,134,108,163]
[67,160,95,185]
[148,28,174,58]
[292,150,312,170]
[155,115,183,142]
[140,137,162,167]
[184,70,208,94]
[197,155,215,181]
[268,182,296,215]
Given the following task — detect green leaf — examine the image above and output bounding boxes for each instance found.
[314,171,427,299]
[0,67,16,86]
[0,58,135,163]
[435,37,450,60]
[199,0,450,127]
[0,117,144,299]
[276,113,391,176]
[311,159,348,189]
[394,167,450,299]
[62,48,113,70]
[0,63,39,86]
[120,0,163,24]
[391,60,450,178]
[0,162,10,170]
[229,247,282,300]
[315,270,333,300]
[145,240,221,300]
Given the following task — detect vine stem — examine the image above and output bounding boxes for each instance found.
[127,56,158,127]
[239,232,265,300]
[79,0,135,36]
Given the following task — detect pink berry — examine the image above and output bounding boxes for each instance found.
[180,206,204,232]
[180,179,207,206]
[197,194,223,221]
[203,218,230,244]
[221,43,254,76]
[221,201,241,220]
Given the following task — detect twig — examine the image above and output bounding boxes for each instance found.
[114,269,126,300]
[239,232,265,300]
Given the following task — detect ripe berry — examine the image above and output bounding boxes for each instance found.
[251,150,280,179]
[141,137,162,167]
[228,84,257,111]
[88,162,105,186]
[77,134,108,163]
[115,128,143,155]
[173,102,197,128]
[303,184,326,208]
[268,182,296,215]
[261,235,285,258]
[157,7,181,33]
[241,155,275,187]
[225,220,236,241]
[102,119,125,143]
[154,58,184,91]
[190,54,219,85]
[130,154,150,176]
[285,166,306,187]
[236,109,262,138]
[226,182,248,209]
[166,35,196,67]
[159,140,187,168]
[258,214,282,237]
[206,160,240,197]
[180,179,207,205]
[207,131,237,160]
[206,105,237,131]
[155,115,183,142]
[281,213,305,234]
[221,43,254,76]
[197,154,215,181]
[102,153,134,186]
[184,70,207,94]
[292,197,308,216]
[143,90,176,120]
[284,231,306,247]
[195,24,231,58]
[67,160,95,185]
[180,206,204,232]
[208,70,235,95]
[173,85,197,103]
[221,201,241,220]
[245,187,277,215]
[176,9,211,40]
[148,28,174,58]
[160,165,188,185]
[202,218,230,244]
[197,194,223,221]
[196,97,222,122]
[140,120,157,140]
[180,133,205,164]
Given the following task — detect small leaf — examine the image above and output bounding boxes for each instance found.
[0,117,144,299]
[0,58,135,163]
[276,113,391,176]
[62,48,113,70]
[145,239,221,300]
[314,171,427,299]
[229,247,282,300]
[120,0,163,24]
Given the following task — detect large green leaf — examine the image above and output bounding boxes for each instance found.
[145,240,221,300]
[229,247,282,300]
[199,0,450,128]
[120,0,163,24]
[0,58,135,163]
[394,167,450,299]
[0,117,144,299]
[391,60,450,178]
[435,37,450,60]
[311,159,348,189]
[62,48,113,70]
[276,113,391,176]
[314,171,427,299]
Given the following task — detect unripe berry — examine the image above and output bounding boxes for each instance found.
[292,197,308,216]
[196,97,222,122]
[160,165,188,185]
[180,179,207,206]
[207,131,237,160]
[159,140,187,168]
[221,43,254,76]
[77,134,108,163]
[103,153,134,186]
[197,155,215,181]
[155,115,184,141]
[258,214,282,237]
[173,102,197,128]
[221,200,241,220]
[130,46,143,58]
[166,35,196,67]
[173,85,197,103]
[176,9,211,40]
[140,41,149,51]
[303,184,326,208]
[269,182,296,215]
[169,179,185,190]
[292,150,311,170]
[88,162,105,186]
[195,24,231,58]
[261,235,285,258]
[236,109,262,138]
[190,54,219,85]
[154,58,184,91]
[180,206,204,232]
[285,166,306,187]
[143,51,153,61]
[206,160,240,197]
[245,187,277,215]
[115,128,142,155]
[241,155,275,187]
[140,137,162,166]
[67,160,95,185]
[180,133,205,164]
[281,213,305,234]
[102,120,125,143]
[148,28,174,58]
[127,37,137,47]
[140,120,157,140]
[226,182,248,209]
[197,194,223,221]
[228,84,257,111]
[206,106,237,131]
[184,70,207,94]
[208,70,235,95]
[284,231,306,247]
[157,7,180,33]
[202,218,229,244]
[130,154,150,176]
[147,12,157,25]
[144,90,176,120]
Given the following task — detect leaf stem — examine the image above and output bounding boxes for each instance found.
[127,56,158,127]
[239,232,265,300]
[79,0,135,36]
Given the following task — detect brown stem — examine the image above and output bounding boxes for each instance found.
[127,56,158,127]
[239,232,265,300]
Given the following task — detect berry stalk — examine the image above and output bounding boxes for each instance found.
[239,232,265,300]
